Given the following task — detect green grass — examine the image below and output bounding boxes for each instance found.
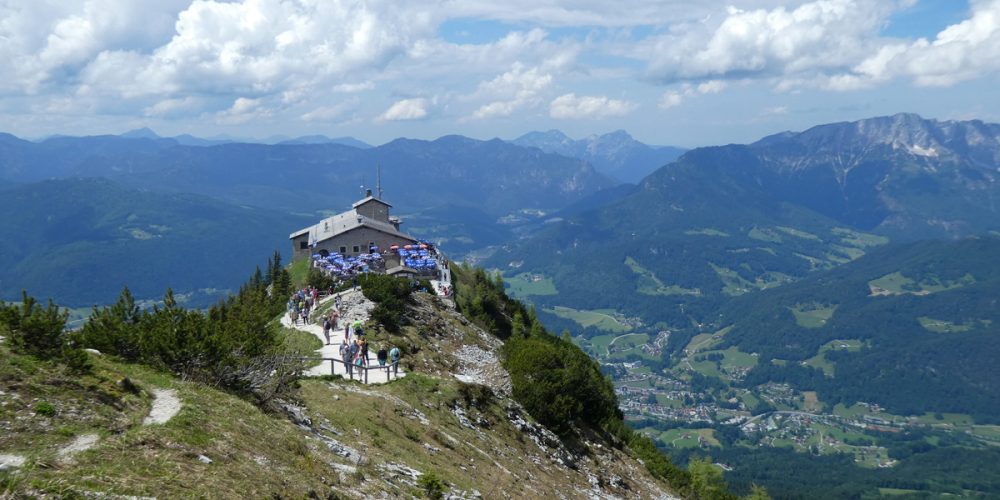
[656,428,720,449]
[586,334,616,356]
[278,325,324,369]
[0,343,340,498]
[918,317,974,333]
[914,412,975,426]
[684,326,731,354]
[828,244,866,261]
[788,303,838,328]
[624,257,700,296]
[690,347,758,379]
[748,227,783,243]
[711,264,792,296]
[545,306,630,333]
[970,425,1000,441]
[776,226,821,241]
[794,252,835,271]
[802,340,864,377]
[604,333,658,361]
[878,488,924,496]
[711,263,756,296]
[504,272,558,298]
[832,227,889,248]
[608,333,649,352]
[288,257,311,289]
[869,271,976,296]
[683,228,730,237]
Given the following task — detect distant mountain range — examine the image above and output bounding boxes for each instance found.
[117,127,373,148]
[0,178,310,306]
[512,129,686,183]
[491,112,1000,332]
[0,131,615,305]
[0,132,613,216]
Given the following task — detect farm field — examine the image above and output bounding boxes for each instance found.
[802,339,864,377]
[624,256,701,296]
[504,272,558,297]
[788,303,838,328]
[545,306,630,333]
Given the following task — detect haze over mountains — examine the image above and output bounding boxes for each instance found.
[3,112,1000,497]
[512,129,687,183]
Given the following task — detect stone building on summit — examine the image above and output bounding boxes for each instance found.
[289,189,418,261]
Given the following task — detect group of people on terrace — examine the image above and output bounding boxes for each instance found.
[312,249,385,280]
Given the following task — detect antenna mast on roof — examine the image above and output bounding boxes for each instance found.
[376,163,383,199]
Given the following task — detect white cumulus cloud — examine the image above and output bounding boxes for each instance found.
[300,98,360,122]
[549,93,636,119]
[828,0,1000,89]
[470,63,555,119]
[216,97,271,124]
[378,98,430,121]
[658,80,727,109]
[646,0,900,83]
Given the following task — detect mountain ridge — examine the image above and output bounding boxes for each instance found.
[512,129,686,183]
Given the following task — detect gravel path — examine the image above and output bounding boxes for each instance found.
[58,433,99,458]
[282,289,404,383]
[144,389,181,425]
[0,454,25,471]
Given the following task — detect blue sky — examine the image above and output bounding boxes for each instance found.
[0,0,996,148]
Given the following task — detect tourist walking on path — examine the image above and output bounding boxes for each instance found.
[377,346,388,367]
[389,346,401,376]
[360,338,369,367]
[322,317,331,345]
[347,341,359,378]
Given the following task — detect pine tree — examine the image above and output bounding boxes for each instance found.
[80,286,143,361]
[5,291,68,359]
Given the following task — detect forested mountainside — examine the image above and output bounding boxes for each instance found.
[0,178,309,307]
[488,114,1000,499]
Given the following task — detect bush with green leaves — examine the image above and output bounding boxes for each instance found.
[359,273,412,331]
[2,291,69,358]
[451,265,749,498]
[34,401,56,417]
[76,253,299,408]
[306,267,335,291]
[416,471,445,499]
[503,333,619,435]
[1,291,90,373]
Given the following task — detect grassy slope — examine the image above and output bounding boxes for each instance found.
[1,292,677,498]
[0,342,336,498]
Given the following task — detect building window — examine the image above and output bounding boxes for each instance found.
[299,241,308,249]
[340,246,347,254]
[353,245,360,253]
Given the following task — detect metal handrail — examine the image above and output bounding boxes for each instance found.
[299,355,400,384]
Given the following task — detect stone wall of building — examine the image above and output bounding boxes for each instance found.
[292,226,416,260]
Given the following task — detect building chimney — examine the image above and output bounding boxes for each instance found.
[365,189,372,197]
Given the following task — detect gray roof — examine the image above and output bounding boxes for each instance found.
[386,265,418,276]
[289,209,416,244]
[352,196,392,209]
